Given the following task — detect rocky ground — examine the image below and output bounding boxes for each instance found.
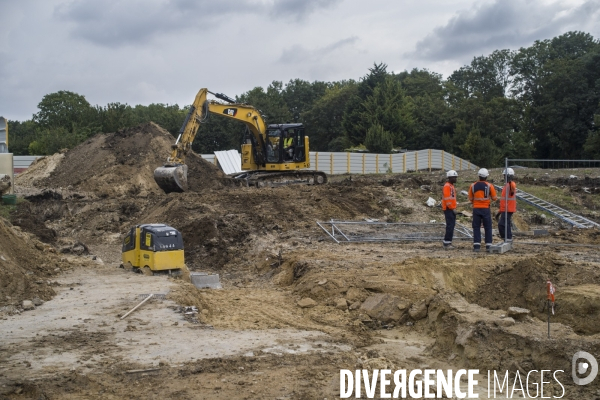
[1,123,600,399]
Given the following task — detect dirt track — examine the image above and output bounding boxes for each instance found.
[2,123,600,399]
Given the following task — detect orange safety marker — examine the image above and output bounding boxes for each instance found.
[545,279,556,338]
[546,279,555,314]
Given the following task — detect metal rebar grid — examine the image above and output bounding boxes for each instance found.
[317,220,473,243]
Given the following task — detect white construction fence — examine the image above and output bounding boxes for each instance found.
[202,149,477,175]
[13,149,476,176]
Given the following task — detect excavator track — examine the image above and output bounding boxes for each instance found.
[235,171,328,187]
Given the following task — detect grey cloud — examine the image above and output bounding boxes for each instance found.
[55,0,342,47]
[278,36,358,63]
[270,0,343,20]
[55,0,248,46]
[410,0,600,61]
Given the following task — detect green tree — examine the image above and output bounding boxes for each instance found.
[281,79,330,123]
[192,113,244,153]
[449,49,514,102]
[27,126,88,155]
[239,82,293,124]
[512,32,600,158]
[98,102,136,133]
[5,120,38,155]
[302,81,357,151]
[396,69,450,150]
[360,77,411,147]
[33,91,98,132]
[364,124,393,153]
[343,63,389,145]
[396,68,444,98]
[584,108,600,157]
[132,103,185,136]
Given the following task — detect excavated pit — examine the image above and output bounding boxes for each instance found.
[3,122,600,398]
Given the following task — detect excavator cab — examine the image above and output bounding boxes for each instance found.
[264,125,306,163]
[121,224,185,275]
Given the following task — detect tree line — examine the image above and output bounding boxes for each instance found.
[7,31,600,168]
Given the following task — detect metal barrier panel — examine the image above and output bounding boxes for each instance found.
[364,154,377,174]
[308,152,317,171]
[315,152,332,174]
[431,150,442,170]
[416,150,428,170]
[202,150,477,174]
[201,154,216,165]
[391,154,402,173]
[332,154,347,174]
[403,152,415,171]
[13,156,43,168]
[349,153,364,174]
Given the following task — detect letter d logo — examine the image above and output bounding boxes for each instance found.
[572,351,598,385]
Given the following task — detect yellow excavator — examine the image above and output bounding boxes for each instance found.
[153,88,327,193]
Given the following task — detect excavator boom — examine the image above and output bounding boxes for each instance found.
[154,88,325,193]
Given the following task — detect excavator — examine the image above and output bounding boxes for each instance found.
[153,88,327,193]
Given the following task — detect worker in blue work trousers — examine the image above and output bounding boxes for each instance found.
[468,168,497,253]
[496,168,517,242]
[442,170,458,250]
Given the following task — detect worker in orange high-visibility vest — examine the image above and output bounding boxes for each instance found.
[468,168,497,253]
[496,168,517,242]
[442,170,458,250]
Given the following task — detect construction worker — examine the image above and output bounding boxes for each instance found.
[496,168,516,242]
[283,131,294,161]
[442,170,458,250]
[468,168,497,252]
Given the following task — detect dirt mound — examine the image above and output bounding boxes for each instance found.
[185,152,231,191]
[0,218,65,309]
[35,122,226,197]
[14,153,64,189]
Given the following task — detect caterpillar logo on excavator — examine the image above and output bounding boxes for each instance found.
[153,88,327,193]
[223,108,237,116]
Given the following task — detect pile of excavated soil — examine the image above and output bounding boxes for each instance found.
[185,152,231,191]
[0,218,65,309]
[37,122,227,197]
[14,153,64,189]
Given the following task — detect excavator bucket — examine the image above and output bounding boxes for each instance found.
[153,164,188,193]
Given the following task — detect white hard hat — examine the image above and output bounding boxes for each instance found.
[446,170,458,177]
[478,168,489,178]
[503,168,515,176]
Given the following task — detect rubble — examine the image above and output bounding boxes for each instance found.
[507,306,531,319]
[297,298,317,308]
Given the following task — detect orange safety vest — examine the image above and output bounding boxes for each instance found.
[499,181,517,213]
[468,181,497,209]
[442,182,457,210]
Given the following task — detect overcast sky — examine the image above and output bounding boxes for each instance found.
[1,0,599,121]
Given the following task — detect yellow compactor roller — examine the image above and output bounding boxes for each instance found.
[121,224,185,275]
[153,88,327,193]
